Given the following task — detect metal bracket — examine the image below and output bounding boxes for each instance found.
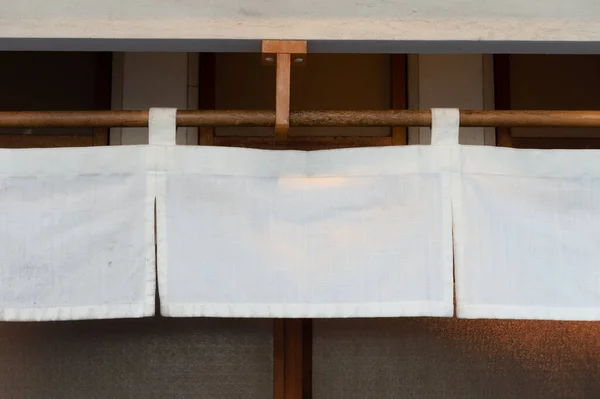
[261,40,308,139]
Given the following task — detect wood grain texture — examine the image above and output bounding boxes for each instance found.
[274,320,285,399]
[262,41,308,56]
[262,41,307,139]
[284,319,305,399]
[5,110,600,128]
[275,53,292,138]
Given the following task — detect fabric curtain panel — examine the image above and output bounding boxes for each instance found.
[155,109,455,318]
[453,141,600,320]
[5,106,599,322]
[0,146,156,321]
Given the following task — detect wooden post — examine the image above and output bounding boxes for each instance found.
[273,319,312,399]
[262,40,308,140]
[275,52,292,138]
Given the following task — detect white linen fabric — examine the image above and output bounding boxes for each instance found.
[156,109,456,318]
[148,108,177,146]
[454,142,600,320]
[0,145,156,321]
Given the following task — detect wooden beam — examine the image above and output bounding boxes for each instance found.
[262,41,308,139]
[284,319,304,399]
[302,320,313,399]
[6,109,600,128]
[280,319,312,399]
[274,320,286,399]
[262,41,308,55]
[276,53,292,138]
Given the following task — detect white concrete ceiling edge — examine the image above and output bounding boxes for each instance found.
[2,17,600,53]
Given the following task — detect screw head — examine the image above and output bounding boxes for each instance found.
[294,57,304,63]
[264,56,275,62]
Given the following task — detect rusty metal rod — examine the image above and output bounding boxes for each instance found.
[1,110,600,128]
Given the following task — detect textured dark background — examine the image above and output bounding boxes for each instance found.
[313,318,600,399]
[0,318,273,399]
[1,317,599,398]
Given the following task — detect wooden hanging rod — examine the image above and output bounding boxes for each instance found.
[1,110,600,128]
